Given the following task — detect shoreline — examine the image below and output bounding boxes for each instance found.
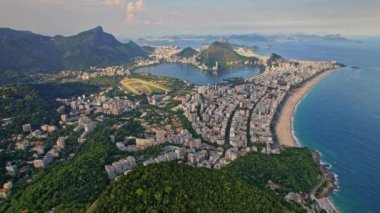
[276,68,337,147]
[275,68,340,213]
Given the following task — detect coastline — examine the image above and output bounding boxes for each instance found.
[276,68,337,147]
[275,68,340,213]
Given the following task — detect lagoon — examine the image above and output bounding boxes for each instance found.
[133,63,260,85]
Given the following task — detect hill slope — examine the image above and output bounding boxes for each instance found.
[2,127,319,213]
[53,26,149,69]
[197,41,258,70]
[175,47,198,58]
[91,162,303,213]
[225,148,322,194]
[91,148,321,212]
[0,27,149,72]
[0,28,61,72]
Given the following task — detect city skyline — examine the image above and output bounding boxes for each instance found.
[1,0,379,38]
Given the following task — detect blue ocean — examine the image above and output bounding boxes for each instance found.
[259,38,380,213]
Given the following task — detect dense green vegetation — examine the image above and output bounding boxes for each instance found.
[0,85,59,137]
[32,83,100,100]
[225,148,322,194]
[90,148,320,212]
[92,162,303,213]
[0,70,36,85]
[53,26,149,70]
[0,83,101,184]
[114,119,145,142]
[197,41,258,70]
[3,126,81,186]
[175,47,198,58]
[1,109,146,212]
[2,124,114,212]
[86,76,119,87]
[0,28,61,72]
[0,83,100,138]
[0,26,149,72]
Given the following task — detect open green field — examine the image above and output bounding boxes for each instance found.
[120,78,169,95]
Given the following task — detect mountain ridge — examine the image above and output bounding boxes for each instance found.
[0,26,150,72]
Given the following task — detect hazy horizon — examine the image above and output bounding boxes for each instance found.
[1,0,379,38]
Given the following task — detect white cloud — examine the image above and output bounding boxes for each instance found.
[125,0,144,23]
[101,0,146,24]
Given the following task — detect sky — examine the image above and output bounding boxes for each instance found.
[0,0,379,38]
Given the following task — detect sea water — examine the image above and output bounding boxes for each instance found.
[262,38,380,213]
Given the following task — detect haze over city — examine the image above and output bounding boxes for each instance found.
[1,0,379,37]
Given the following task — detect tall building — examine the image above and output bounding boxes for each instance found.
[56,137,66,149]
[156,130,165,144]
[127,156,136,168]
[136,138,155,148]
[189,139,201,150]
[105,165,116,178]
[104,156,136,179]
[33,159,46,168]
[61,114,68,122]
[22,124,32,133]
[175,147,186,159]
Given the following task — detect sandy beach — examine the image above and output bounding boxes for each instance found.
[318,197,338,213]
[276,68,339,213]
[276,69,337,147]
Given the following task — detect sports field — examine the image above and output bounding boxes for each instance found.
[120,78,169,95]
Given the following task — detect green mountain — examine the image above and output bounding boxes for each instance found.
[176,47,198,58]
[0,26,150,72]
[0,83,100,141]
[197,41,258,70]
[53,26,149,69]
[225,148,322,193]
[91,162,303,213]
[90,148,320,213]
[0,28,61,72]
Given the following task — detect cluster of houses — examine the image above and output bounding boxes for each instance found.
[105,156,136,179]
[33,137,66,168]
[173,59,340,164]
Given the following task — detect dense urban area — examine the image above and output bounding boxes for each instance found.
[0,27,341,212]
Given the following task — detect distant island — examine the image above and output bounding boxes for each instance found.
[137,33,359,47]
